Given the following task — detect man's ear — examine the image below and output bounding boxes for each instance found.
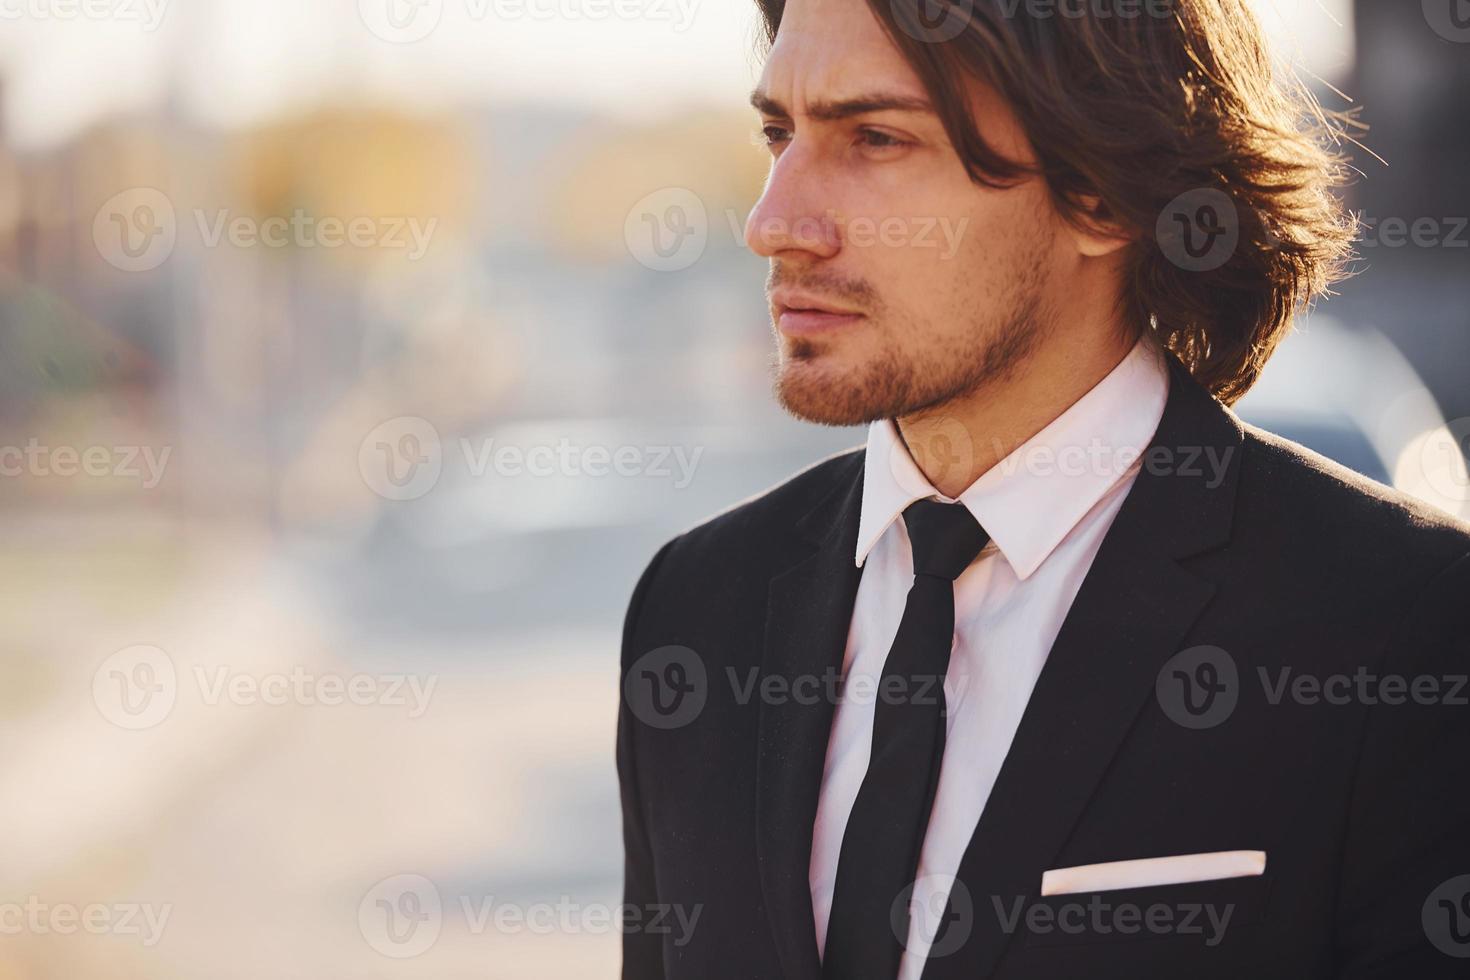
[1067,193,1134,258]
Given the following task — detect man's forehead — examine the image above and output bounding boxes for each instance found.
[756,0,927,112]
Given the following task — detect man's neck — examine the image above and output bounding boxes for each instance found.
[896,329,1143,499]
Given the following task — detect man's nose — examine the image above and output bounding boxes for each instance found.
[744,150,842,260]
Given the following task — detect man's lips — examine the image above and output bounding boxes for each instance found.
[771,290,866,338]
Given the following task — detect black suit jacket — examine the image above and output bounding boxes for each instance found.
[617,354,1470,979]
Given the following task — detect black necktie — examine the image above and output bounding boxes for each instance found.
[822,499,989,980]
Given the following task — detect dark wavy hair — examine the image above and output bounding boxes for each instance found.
[753,0,1359,404]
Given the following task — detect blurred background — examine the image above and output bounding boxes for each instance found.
[0,0,1465,976]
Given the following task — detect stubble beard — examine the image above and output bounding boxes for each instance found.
[772,279,1053,428]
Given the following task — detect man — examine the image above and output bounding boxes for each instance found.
[617,1,1470,977]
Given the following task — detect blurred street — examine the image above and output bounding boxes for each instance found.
[0,0,1465,976]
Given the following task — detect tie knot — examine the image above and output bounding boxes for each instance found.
[902,499,988,581]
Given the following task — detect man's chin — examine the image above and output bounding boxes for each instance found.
[772,355,897,428]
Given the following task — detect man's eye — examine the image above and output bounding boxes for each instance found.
[757,125,792,147]
[858,128,910,150]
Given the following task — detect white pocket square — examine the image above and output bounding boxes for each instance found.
[1040,850,1267,896]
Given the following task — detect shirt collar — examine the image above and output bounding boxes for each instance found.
[855,336,1170,578]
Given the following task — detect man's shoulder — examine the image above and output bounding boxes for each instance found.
[1235,419,1470,576]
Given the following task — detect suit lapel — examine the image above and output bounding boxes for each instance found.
[756,453,866,980]
[922,355,1244,980]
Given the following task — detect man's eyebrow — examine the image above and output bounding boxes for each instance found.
[749,89,934,122]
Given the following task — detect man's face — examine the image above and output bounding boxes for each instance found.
[746,0,1077,426]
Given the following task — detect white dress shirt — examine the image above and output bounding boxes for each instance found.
[809,337,1170,979]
